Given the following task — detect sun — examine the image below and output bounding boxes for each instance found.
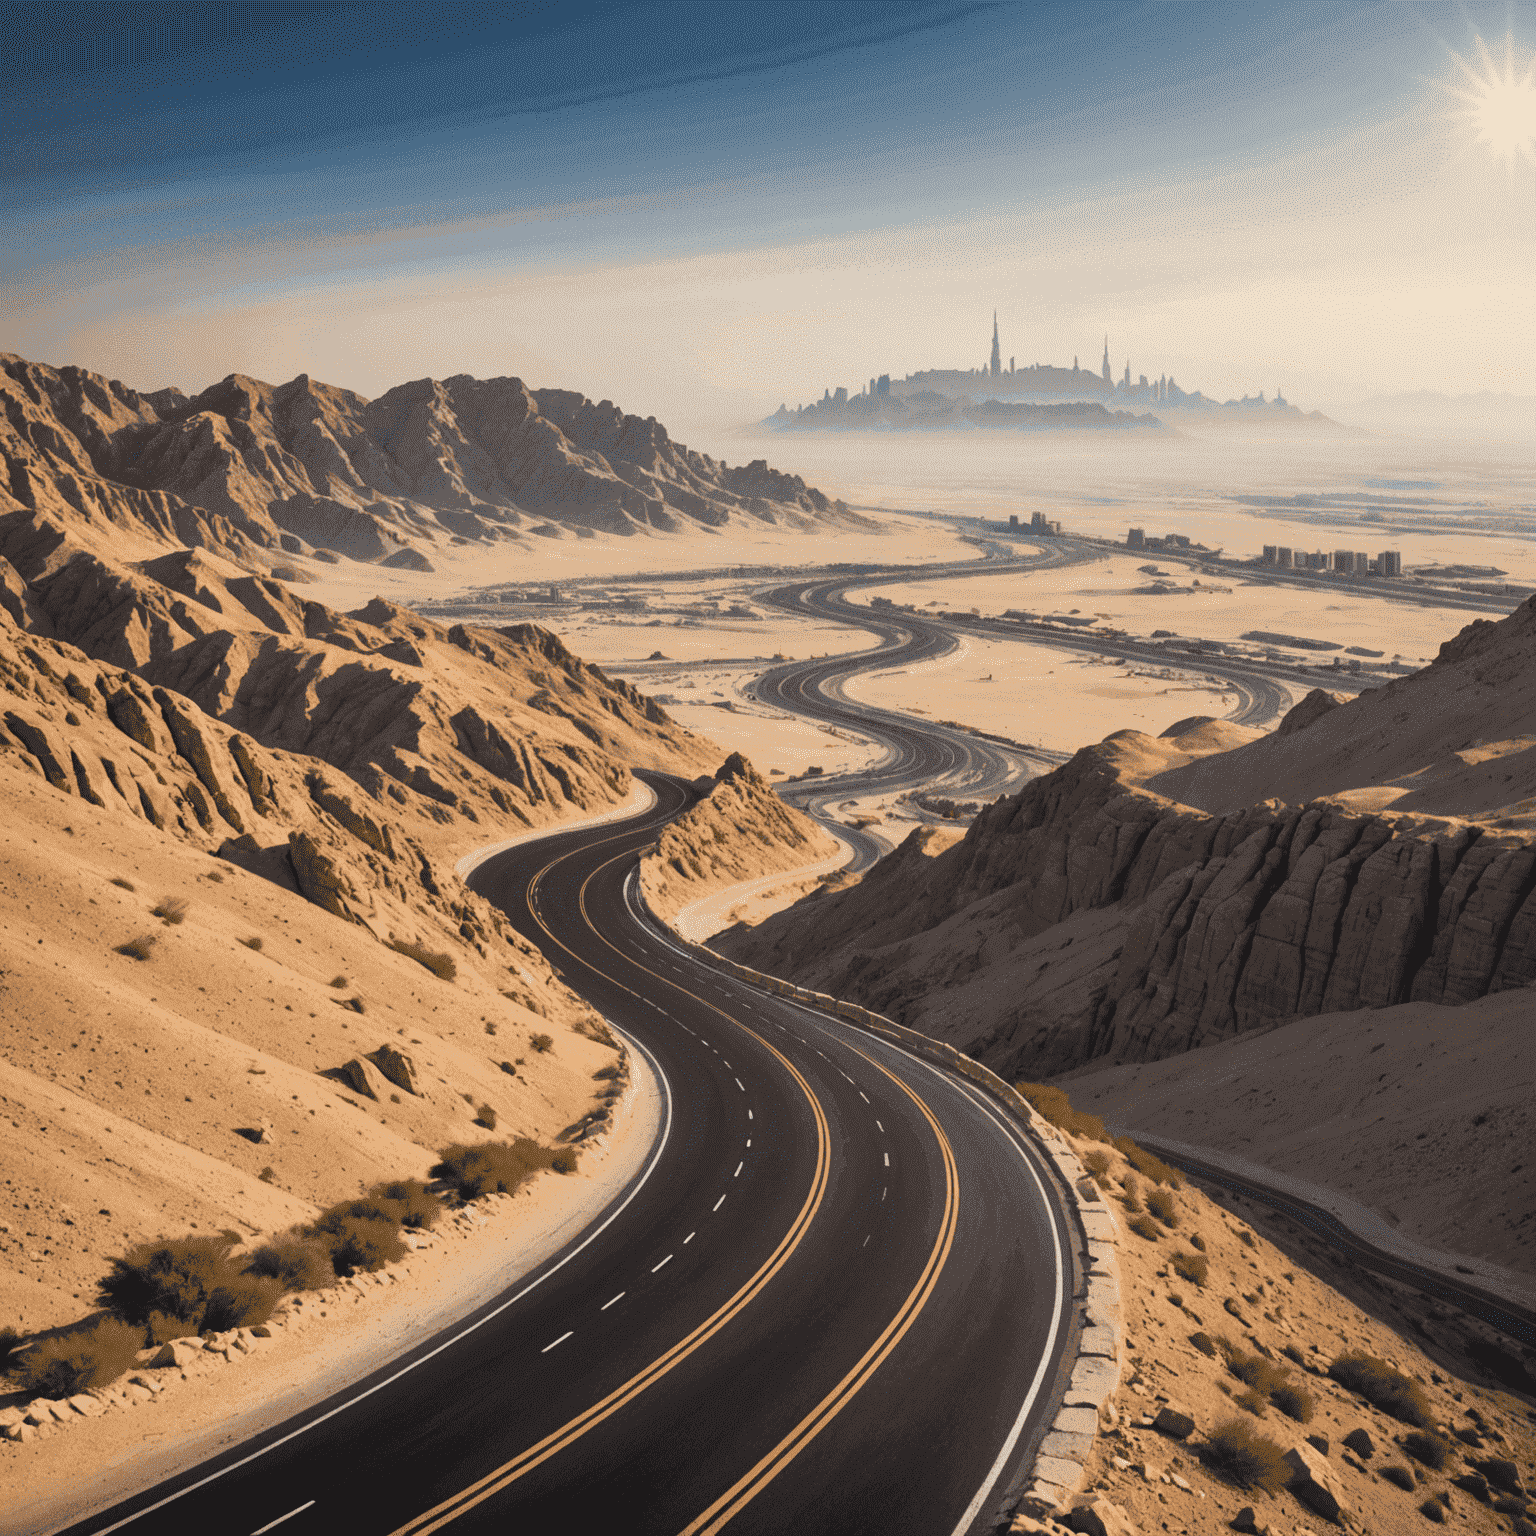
[1443,33,1536,166]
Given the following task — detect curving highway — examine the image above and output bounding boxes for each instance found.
[57,775,1080,1536]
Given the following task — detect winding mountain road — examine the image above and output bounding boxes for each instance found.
[57,776,1080,1536]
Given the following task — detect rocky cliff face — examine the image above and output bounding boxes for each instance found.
[716,620,1536,1081]
[1,354,860,571]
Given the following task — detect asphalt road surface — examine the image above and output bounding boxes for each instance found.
[58,776,1079,1536]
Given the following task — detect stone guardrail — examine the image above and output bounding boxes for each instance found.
[632,872,1124,1525]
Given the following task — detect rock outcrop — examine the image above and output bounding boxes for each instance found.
[2,353,862,569]
[716,609,1536,1080]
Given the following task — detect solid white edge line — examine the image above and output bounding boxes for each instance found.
[251,1500,316,1535]
[85,1014,676,1534]
[541,1332,574,1353]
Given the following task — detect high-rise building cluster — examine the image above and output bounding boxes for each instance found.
[1261,545,1402,576]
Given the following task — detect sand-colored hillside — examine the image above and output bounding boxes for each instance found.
[1015,1126,1536,1536]
[1058,990,1536,1279]
[639,754,844,935]
[1148,596,1536,827]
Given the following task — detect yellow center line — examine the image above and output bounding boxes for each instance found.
[389,810,832,1536]
[676,1042,960,1536]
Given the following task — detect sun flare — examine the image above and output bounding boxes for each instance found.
[1444,33,1536,166]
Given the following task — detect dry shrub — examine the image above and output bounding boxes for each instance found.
[431,1139,563,1200]
[1128,1214,1161,1241]
[386,938,457,981]
[205,869,224,882]
[367,1179,441,1230]
[1190,1331,1218,1357]
[1328,1351,1435,1427]
[1146,1187,1180,1226]
[0,1324,25,1373]
[1271,1381,1316,1423]
[110,876,135,891]
[1120,1174,1142,1212]
[1403,1431,1452,1469]
[1282,1343,1308,1366]
[1228,1352,1290,1395]
[115,933,157,961]
[1237,1227,1257,1248]
[96,1234,280,1331]
[307,1200,407,1275]
[529,1032,554,1053]
[483,1021,498,1035]
[1171,1250,1210,1286]
[259,1166,276,1183]
[144,1311,199,1346]
[572,1016,615,1045]
[152,896,188,925]
[1082,1150,1112,1184]
[1114,1135,1183,1186]
[238,935,263,951]
[1199,1417,1290,1492]
[1015,1082,1109,1141]
[329,974,348,988]
[476,1104,499,1130]
[593,1063,621,1081]
[17,1318,142,1396]
[1235,1387,1269,1417]
[245,1233,335,1291]
[1382,1465,1417,1491]
[551,1147,578,1174]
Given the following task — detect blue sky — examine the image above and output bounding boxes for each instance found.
[5,1,1534,428]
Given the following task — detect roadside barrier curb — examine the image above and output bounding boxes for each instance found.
[632,880,1123,1526]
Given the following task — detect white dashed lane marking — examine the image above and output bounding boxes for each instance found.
[733,1161,743,1178]
[684,1232,696,1244]
[735,1077,745,1092]
[652,1255,673,1274]
[601,1292,625,1311]
[883,1152,890,1167]
[251,1503,316,1534]
[542,1332,573,1353]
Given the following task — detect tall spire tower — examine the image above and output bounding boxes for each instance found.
[1101,334,1112,385]
[990,311,1001,379]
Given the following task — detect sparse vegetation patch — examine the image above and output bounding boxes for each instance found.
[115,933,157,960]
[238,935,264,951]
[15,1317,142,1397]
[1328,1350,1435,1426]
[96,1234,282,1333]
[1015,1081,1109,1141]
[431,1138,567,1199]
[386,937,457,980]
[1198,1417,1290,1492]
[152,896,189,925]
[529,1032,554,1053]
[1171,1250,1209,1285]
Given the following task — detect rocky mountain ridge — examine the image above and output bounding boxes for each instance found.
[2,354,858,573]
[716,602,1536,1082]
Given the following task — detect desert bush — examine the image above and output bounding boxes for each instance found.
[1189,1232,1207,1251]
[1282,1343,1307,1366]
[329,974,348,988]
[1228,1351,1291,1397]
[484,1021,497,1035]
[1210,1332,1241,1362]
[1081,1149,1112,1184]
[1237,1227,1257,1248]
[1191,1331,1218,1357]
[367,1179,441,1230]
[314,1214,405,1276]
[110,876,135,891]
[0,1324,25,1373]
[1127,1214,1161,1241]
[551,1148,578,1174]
[1235,1387,1269,1417]
[115,934,157,961]
[152,896,188,925]
[477,1104,498,1130]
[205,869,224,882]
[1015,1082,1109,1141]
[1120,1174,1142,1212]
[1403,1432,1453,1470]
[97,1234,275,1329]
[430,1139,562,1200]
[386,938,457,981]
[1418,1496,1446,1524]
[259,1166,276,1183]
[1328,1351,1435,1427]
[1171,1250,1210,1286]
[1198,1417,1291,1492]
[1383,1465,1417,1491]
[1271,1381,1316,1423]
[238,935,263,951]
[245,1233,335,1291]
[1146,1187,1180,1226]
[530,1032,554,1053]
[1114,1135,1183,1186]
[17,1318,142,1396]
[593,1063,621,1081]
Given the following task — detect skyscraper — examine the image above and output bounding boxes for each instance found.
[990,312,1001,379]
[1101,335,1112,385]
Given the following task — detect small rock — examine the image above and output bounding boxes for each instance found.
[1307,1434,1331,1456]
[128,1374,163,1393]
[1152,1405,1195,1440]
[1284,1442,1347,1524]
[151,1337,203,1369]
[23,1400,61,1426]
[67,1393,104,1416]
[1137,1463,1162,1484]
[1065,1496,1136,1536]
[1111,1456,1131,1471]
[1493,1496,1531,1517]
[1231,1507,1259,1533]
[1009,1518,1055,1535]
[1342,1428,1374,1460]
[1170,1474,1192,1491]
[251,1323,273,1338]
[4,1421,35,1442]
[127,1383,154,1402]
[1473,1458,1524,1496]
